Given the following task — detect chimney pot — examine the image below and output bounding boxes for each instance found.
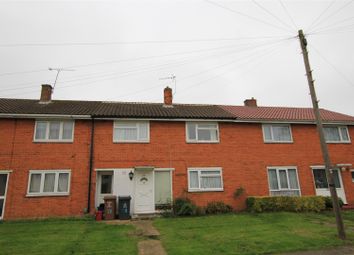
[244,97,257,107]
[40,84,53,103]
[163,86,173,106]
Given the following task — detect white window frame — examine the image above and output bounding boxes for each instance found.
[266,166,301,196]
[262,124,293,143]
[323,126,351,143]
[0,170,11,220]
[33,120,75,142]
[186,122,219,143]
[113,121,150,143]
[27,170,71,197]
[187,167,223,192]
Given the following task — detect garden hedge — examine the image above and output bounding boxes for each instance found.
[246,196,328,213]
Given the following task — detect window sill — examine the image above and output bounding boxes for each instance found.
[264,141,293,144]
[188,189,224,193]
[186,141,220,144]
[113,141,150,144]
[26,193,70,197]
[33,140,74,143]
[326,141,351,144]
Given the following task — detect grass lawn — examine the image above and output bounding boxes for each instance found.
[154,211,354,255]
[0,218,138,255]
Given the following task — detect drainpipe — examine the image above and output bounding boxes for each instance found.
[87,117,95,213]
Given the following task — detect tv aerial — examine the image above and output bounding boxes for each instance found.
[48,67,75,92]
[159,74,176,95]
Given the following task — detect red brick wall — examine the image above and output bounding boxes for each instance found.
[1,118,353,219]
[0,119,91,219]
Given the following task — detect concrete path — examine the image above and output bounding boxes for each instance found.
[132,220,167,255]
[280,246,354,255]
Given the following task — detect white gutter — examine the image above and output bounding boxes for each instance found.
[0,113,91,119]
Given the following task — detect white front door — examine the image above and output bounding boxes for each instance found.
[0,173,9,220]
[312,168,347,204]
[134,169,155,214]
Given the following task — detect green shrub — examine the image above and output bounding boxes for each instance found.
[324,196,344,209]
[205,201,233,214]
[246,196,326,213]
[173,198,197,216]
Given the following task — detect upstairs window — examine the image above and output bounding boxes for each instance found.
[113,121,149,143]
[34,120,74,142]
[188,168,223,192]
[324,126,350,143]
[186,122,219,143]
[27,170,71,196]
[262,124,292,143]
[267,167,300,196]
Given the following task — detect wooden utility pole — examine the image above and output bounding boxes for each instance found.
[298,29,346,240]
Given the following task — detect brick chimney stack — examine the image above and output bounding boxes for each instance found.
[244,97,257,107]
[40,84,53,103]
[163,86,173,106]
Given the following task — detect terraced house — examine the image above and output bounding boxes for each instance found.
[0,84,353,220]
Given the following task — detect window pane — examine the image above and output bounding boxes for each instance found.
[332,170,341,188]
[201,171,220,175]
[58,173,69,192]
[29,174,41,193]
[115,128,138,141]
[198,129,212,140]
[268,169,278,190]
[155,171,171,205]
[138,123,148,140]
[49,122,60,140]
[62,122,73,140]
[324,127,340,141]
[288,169,299,189]
[198,124,217,129]
[189,171,199,189]
[351,172,354,182]
[272,126,291,141]
[101,175,112,194]
[43,173,55,192]
[263,125,272,141]
[0,174,8,196]
[200,176,222,189]
[0,199,3,218]
[187,123,196,140]
[339,127,349,141]
[35,122,47,140]
[313,169,328,189]
[279,170,289,189]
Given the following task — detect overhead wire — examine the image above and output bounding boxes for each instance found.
[1,37,291,93]
[204,0,294,34]
[251,0,295,33]
[308,0,354,34]
[0,36,289,77]
[306,0,338,33]
[309,43,354,88]
[146,39,295,101]
[278,0,298,31]
[2,38,294,98]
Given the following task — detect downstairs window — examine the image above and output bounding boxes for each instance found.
[267,167,300,196]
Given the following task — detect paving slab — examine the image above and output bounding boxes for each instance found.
[132,220,161,237]
[138,240,167,255]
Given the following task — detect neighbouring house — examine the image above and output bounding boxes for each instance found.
[0,84,353,220]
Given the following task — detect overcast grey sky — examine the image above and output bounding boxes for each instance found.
[0,0,353,115]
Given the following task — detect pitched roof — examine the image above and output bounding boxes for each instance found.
[0,98,353,124]
[0,99,235,120]
[220,105,354,123]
